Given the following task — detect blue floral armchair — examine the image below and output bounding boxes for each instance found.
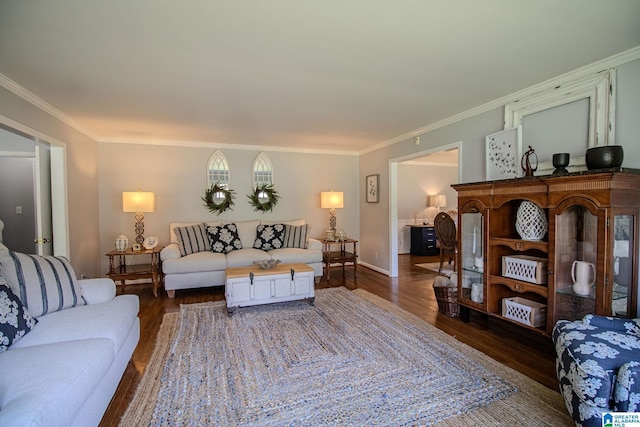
[552,315,640,427]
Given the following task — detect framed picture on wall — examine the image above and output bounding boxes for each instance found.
[366,174,379,203]
[485,126,522,180]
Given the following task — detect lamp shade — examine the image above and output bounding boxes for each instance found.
[123,191,155,213]
[320,191,344,209]
[429,194,447,209]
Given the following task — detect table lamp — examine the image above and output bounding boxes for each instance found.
[123,191,155,244]
[429,194,447,212]
[320,191,344,235]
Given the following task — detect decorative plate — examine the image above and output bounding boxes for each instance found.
[143,236,159,249]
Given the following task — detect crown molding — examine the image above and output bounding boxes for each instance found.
[0,73,99,141]
[360,45,640,155]
[0,114,67,148]
[3,45,638,156]
[100,137,360,156]
[402,160,457,167]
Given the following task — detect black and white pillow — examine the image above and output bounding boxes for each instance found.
[206,224,243,253]
[254,224,285,250]
[283,224,309,249]
[0,249,85,318]
[0,277,37,352]
[175,223,211,256]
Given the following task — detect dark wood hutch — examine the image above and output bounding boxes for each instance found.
[452,168,640,336]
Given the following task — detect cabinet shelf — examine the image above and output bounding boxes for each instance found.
[490,275,548,298]
[461,266,484,275]
[490,237,548,253]
[488,313,548,336]
[555,285,595,300]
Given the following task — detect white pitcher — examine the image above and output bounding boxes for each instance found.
[571,260,595,296]
[471,282,483,303]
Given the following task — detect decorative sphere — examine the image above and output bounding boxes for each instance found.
[515,201,548,241]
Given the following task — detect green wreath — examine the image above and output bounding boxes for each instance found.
[247,184,280,213]
[202,183,235,215]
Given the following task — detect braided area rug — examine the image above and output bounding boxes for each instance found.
[121,287,572,426]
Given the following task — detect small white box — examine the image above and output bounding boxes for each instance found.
[502,297,546,327]
[502,255,548,284]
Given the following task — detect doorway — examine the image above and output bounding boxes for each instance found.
[0,156,37,253]
[389,141,462,277]
[0,120,69,257]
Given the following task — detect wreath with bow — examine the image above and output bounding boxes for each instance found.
[247,184,280,213]
[202,183,235,215]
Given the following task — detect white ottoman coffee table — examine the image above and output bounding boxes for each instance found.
[225,263,315,315]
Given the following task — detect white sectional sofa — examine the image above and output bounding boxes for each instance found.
[161,219,323,298]
[0,244,139,427]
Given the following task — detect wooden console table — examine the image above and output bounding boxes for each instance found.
[106,246,163,297]
[320,238,358,281]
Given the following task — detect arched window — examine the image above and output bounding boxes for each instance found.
[252,152,273,188]
[207,150,230,188]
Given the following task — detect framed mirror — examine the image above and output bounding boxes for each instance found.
[504,69,615,174]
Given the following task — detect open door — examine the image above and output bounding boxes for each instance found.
[34,143,53,255]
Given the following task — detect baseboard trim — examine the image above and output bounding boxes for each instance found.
[358,261,389,277]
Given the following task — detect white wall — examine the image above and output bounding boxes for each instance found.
[398,163,458,222]
[0,87,101,277]
[97,143,359,273]
[360,57,640,275]
[397,163,458,253]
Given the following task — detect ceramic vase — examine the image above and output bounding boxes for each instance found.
[471,282,483,303]
[115,234,128,252]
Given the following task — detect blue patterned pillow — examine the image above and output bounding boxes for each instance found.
[0,278,37,353]
[0,249,85,318]
[254,224,285,250]
[206,224,243,253]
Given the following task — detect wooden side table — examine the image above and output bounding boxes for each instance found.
[106,246,164,297]
[320,238,358,281]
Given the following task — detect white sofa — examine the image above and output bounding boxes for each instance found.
[0,277,140,427]
[161,219,324,298]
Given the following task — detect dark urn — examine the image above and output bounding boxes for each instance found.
[552,153,570,176]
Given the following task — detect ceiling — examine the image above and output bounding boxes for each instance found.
[1,1,639,154]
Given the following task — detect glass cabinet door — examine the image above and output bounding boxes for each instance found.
[612,214,635,317]
[554,204,598,321]
[459,211,484,307]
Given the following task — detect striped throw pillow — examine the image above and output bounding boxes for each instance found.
[0,250,85,318]
[175,223,211,256]
[283,224,309,249]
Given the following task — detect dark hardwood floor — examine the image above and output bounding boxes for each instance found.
[99,254,559,426]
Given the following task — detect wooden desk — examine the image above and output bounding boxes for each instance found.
[320,238,358,281]
[106,246,163,297]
